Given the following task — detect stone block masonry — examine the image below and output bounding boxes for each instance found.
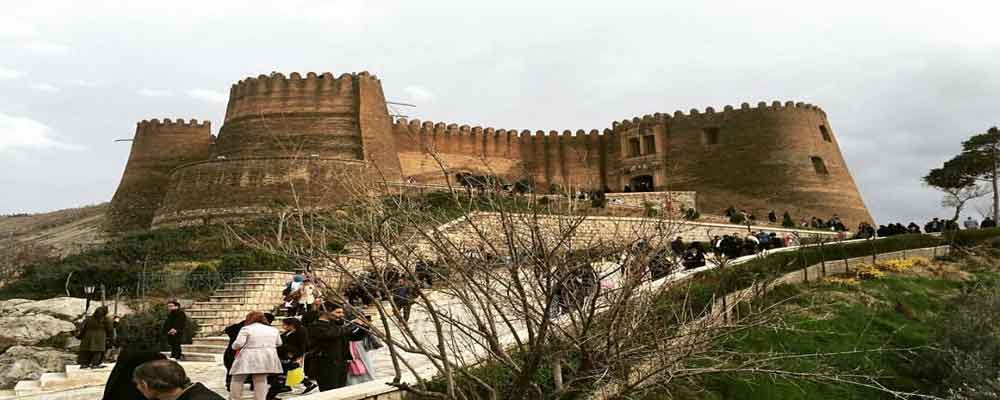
[108,71,874,232]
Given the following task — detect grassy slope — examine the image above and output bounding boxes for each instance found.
[677,269,982,399]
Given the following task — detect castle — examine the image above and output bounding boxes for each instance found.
[107,71,873,232]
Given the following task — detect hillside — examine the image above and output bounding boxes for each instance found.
[664,247,1000,399]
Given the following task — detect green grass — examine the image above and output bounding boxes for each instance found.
[662,272,991,400]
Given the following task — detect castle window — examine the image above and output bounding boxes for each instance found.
[819,125,832,142]
[628,138,641,157]
[702,127,719,145]
[811,156,829,175]
[643,135,656,155]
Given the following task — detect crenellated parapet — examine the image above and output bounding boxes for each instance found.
[108,70,873,233]
[610,100,827,133]
[224,71,381,123]
[107,118,213,232]
[136,118,211,130]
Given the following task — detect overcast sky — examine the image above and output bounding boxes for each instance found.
[1,1,999,224]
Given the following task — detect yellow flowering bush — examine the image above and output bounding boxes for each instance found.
[854,257,930,280]
[855,264,886,280]
[824,276,860,285]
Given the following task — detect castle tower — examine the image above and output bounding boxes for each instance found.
[611,101,873,226]
[151,72,401,228]
[106,119,212,232]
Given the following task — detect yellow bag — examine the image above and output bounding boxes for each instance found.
[286,367,305,386]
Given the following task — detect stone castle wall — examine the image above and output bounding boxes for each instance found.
[106,119,212,232]
[611,101,873,226]
[108,71,874,232]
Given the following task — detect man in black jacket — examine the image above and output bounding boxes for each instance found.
[162,300,187,360]
[305,305,367,391]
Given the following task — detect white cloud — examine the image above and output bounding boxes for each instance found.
[404,85,435,103]
[0,113,80,152]
[24,40,71,55]
[137,89,174,97]
[68,79,101,88]
[185,89,228,103]
[29,83,59,93]
[0,18,35,37]
[0,67,24,80]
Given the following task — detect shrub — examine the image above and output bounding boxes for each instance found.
[116,304,200,352]
[184,264,221,291]
[217,249,295,276]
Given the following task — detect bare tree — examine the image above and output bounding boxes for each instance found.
[228,142,936,400]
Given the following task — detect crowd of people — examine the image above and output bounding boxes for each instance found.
[92,280,392,400]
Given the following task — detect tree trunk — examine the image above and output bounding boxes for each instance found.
[552,354,564,392]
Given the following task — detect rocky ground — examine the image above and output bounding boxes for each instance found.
[0,297,133,389]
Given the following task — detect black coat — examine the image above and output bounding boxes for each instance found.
[307,319,364,361]
[162,310,187,336]
[101,350,167,400]
[177,382,225,400]
[223,321,244,369]
[301,310,322,326]
[79,316,113,352]
[278,328,309,360]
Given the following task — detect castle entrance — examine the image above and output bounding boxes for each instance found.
[629,175,654,192]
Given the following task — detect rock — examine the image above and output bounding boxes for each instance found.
[0,314,75,345]
[0,297,134,322]
[0,346,75,389]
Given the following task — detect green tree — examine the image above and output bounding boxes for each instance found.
[934,127,1000,222]
[924,157,988,222]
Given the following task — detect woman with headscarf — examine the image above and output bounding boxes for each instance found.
[78,305,114,369]
[101,350,167,400]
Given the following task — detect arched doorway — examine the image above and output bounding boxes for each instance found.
[629,175,654,192]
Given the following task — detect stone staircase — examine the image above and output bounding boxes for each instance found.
[187,271,295,337]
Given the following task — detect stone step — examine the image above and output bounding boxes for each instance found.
[192,336,230,346]
[64,364,114,379]
[163,352,220,363]
[188,309,268,318]
[209,295,278,302]
[190,302,276,310]
[183,344,228,354]
[0,390,16,399]
[13,380,40,397]
[38,372,66,389]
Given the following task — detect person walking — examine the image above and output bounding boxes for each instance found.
[298,281,317,315]
[229,312,282,400]
[163,300,187,361]
[267,318,316,398]
[305,306,367,391]
[78,305,114,369]
[133,359,224,400]
[224,314,275,393]
[391,279,414,322]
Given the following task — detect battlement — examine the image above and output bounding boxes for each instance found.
[394,118,607,143]
[611,100,827,132]
[224,71,380,123]
[136,118,211,130]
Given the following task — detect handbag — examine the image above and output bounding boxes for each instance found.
[286,367,305,386]
[348,342,367,376]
